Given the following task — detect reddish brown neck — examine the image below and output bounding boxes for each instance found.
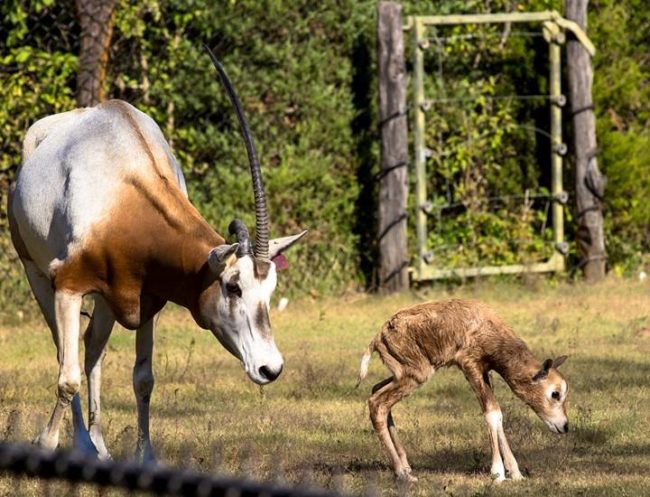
[134,183,225,316]
[485,335,541,395]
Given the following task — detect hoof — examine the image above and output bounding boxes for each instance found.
[136,444,157,465]
[491,473,506,484]
[510,472,525,481]
[396,471,418,483]
[97,451,113,462]
[33,432,58,451]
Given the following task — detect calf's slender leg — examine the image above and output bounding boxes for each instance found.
[496,418,523,480]
[369,376,421,482]
[460,363,519,483]
[372,377,412,474]
[133,317,156,463]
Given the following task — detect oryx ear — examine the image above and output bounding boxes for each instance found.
[208,243,239,272]
[532,358,553,382]
[552,355,568,369]
[269,230,308,259]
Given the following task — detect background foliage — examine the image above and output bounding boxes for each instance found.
[1,0,649,315]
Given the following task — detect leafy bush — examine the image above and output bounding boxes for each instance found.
[1,0,649,319]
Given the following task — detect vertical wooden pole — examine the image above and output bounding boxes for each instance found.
[547,23,566,270]
[565,0,607,282]
[378,1,409,292]
[76,0,118,107]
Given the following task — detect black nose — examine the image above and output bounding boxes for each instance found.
[259,365,283,382]
[563,422,569,433]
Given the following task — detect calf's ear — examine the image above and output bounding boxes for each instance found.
[552,355,568,369]
[532,358,553,382]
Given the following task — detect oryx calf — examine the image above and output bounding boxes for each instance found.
[8,49,305,461]
[357,299,569,483]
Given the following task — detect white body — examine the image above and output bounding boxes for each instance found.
[13,105,187,275]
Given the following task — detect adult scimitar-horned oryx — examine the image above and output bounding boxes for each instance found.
[8,48,305,461]
[357,299,569,483]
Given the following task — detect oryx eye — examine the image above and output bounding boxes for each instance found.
[551,391,561,401]
[225,282,242,298]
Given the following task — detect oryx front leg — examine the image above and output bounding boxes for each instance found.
[368,376,420,483]
[36,291,83,450]
[133,318,155,463]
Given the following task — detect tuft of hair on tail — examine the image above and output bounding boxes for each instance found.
[355,338,376,388]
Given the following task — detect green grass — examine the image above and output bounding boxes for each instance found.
[1,278,650,496]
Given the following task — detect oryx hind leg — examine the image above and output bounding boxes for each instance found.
[83,296,115,459]
[23,261,82,450]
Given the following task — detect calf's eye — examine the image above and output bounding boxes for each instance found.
[551,391,561,401]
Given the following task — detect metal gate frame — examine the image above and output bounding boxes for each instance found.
[404,10,595,281]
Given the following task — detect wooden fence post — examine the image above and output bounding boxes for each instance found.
[565,0,607,282]
[377,1,409,293]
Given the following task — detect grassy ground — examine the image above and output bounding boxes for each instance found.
[0,277,649,496]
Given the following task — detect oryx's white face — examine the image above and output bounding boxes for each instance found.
[197,230,306,385]
[206,251,283,385]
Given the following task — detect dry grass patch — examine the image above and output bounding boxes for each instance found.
[1,277,649,495]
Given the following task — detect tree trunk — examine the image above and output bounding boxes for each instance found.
[76,0,118,107]
[565,0,607,282]
[377,1,409,293]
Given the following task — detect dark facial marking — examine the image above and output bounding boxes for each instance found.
[255,302,271,338]
[225,273,240,317]
[252,258,271,280]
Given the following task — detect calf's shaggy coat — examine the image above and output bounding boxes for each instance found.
[358,299,569,482]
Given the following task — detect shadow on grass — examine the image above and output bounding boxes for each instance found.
[569,355,650,392]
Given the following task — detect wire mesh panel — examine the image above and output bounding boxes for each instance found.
[405,11,580,281]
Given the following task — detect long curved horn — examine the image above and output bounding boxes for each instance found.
[205,45,269,259]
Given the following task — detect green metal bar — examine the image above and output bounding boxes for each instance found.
[416,10,558,26]
[548,23,566,271]
[410,10,595,55]
[413,18,428,281]
[414,253,565,280]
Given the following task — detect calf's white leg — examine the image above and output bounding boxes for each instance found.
[485,410,506,482]
[496,416,523,480]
